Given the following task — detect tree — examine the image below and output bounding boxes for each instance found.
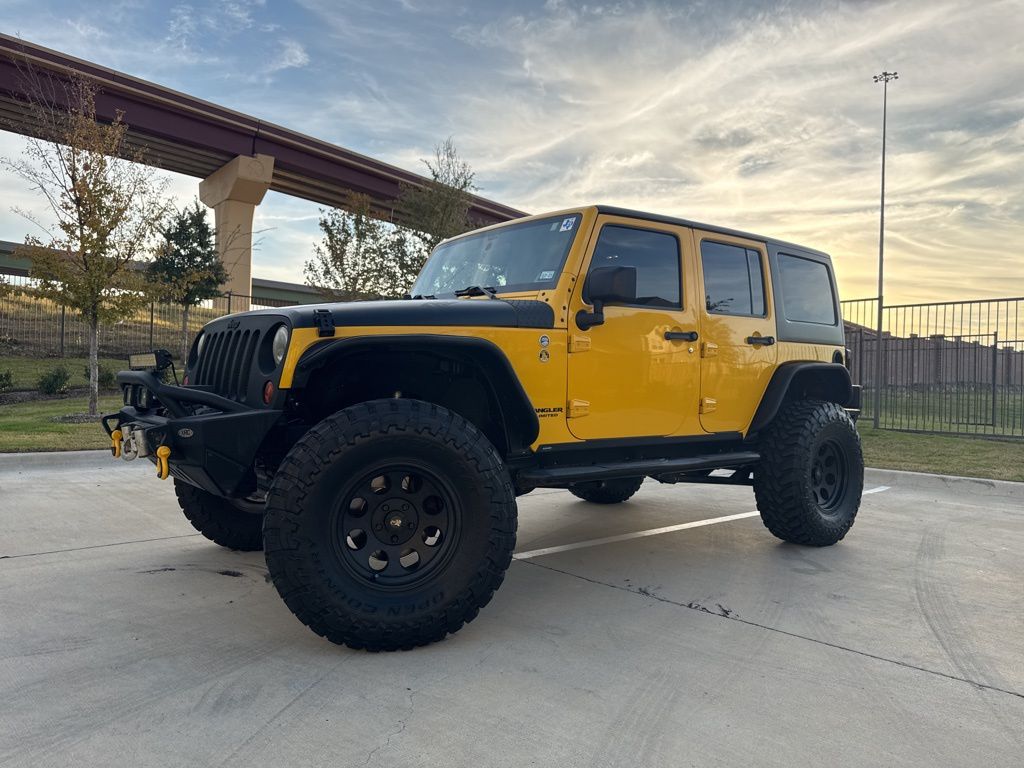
[304,139,479,300]
[1,72,170,415]
[304,193,415,300]
[398,137,478,252]
[148,200,227,363]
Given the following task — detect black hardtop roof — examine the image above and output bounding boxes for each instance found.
[594,205,832,261]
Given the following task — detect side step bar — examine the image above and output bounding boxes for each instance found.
[519,451,761,488]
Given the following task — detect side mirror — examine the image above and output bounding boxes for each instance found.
[577,266,637,330]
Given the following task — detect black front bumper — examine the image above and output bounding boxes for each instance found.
[103,371,282,498]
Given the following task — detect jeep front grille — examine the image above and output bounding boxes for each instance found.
[191,328,261,402]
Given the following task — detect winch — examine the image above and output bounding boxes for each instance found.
[116,425,150,461]
[110,424,170,478]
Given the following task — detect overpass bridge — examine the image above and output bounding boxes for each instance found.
[0,34,525,307]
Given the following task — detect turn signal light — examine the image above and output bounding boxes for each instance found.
[263,380,275,404]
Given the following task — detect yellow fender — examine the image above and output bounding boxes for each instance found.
[156,445,171,480]
[111,429,122,459]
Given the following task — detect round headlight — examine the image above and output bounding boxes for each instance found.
[272,325,290,365]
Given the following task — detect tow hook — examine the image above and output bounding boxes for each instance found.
[110,429,122,458]
[156,446,171,480]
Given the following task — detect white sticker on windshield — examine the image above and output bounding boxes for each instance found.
[560,218,575,232]
[537,270,556,281]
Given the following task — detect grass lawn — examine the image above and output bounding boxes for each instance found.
[0,395,123,452]
[0,356,127,391]
[858,427,1024,483]
[862,387,1024,438]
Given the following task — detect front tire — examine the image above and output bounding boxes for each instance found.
[263,399,517,651]
[174,479,265,551]
[568,477,645,504]
[754,400,863,546]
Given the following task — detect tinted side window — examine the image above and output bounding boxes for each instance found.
[589,226,681,307]
[701,241,765,316]
[779,253,837,325]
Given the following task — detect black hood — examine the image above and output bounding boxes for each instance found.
[238,298,555,331]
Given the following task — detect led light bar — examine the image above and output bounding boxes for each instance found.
[127,349,173,371]
[128,352,158,370]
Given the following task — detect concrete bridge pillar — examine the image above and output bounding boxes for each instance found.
[199,154,275,311]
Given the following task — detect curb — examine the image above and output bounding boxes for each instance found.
[864,467,1024,500]
[0,449,112,472]
[2,451,1022,500]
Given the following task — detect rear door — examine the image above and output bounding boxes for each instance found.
[566,216,702,439]
[695,231,778,434]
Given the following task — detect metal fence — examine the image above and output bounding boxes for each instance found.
[0,271,293,359]
[3,268,1023,439]
[841,296,1024,439]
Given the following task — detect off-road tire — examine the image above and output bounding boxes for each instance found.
[263,399,517,651]
[569,477,644,504]
[174,479,265,551]
[754,399,863,546]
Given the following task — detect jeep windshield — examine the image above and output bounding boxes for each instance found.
[411,213,582,297]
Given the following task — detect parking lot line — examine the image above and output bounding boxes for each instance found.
[513,486,891,560]
[513,511,760,560]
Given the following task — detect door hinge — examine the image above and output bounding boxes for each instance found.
[313,308,335,338]
[699,397,717,414]
[569,335,591,353]
[567,399,590,418]
[701,341,719,358]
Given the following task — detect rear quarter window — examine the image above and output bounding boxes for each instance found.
[700,241,766,317]
[778,253,837,325]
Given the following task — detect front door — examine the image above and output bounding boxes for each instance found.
[694,231,778,434]
[566,216,702,440]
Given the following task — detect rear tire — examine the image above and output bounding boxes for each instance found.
[569,477,644,504]
[754,400,863,546]
[174,479,264,551]
[263,399,517,651]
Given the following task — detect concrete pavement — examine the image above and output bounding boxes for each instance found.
[1,453,1022,767]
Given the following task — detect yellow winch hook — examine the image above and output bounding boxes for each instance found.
[110,429,122,459]
[156,445,171,480]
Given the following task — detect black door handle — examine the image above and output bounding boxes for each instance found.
[746,335,775,346]
[665,331,699,341]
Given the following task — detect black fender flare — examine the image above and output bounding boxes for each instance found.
[748,362,852,435]
[290,334,540,454]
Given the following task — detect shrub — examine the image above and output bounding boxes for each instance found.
[84,364,117,390]
[38,366,71,396]
[0,370,12,393]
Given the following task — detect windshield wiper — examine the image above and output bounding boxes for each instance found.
[454,285,499,299]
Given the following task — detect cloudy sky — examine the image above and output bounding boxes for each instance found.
[1,0,1022,302]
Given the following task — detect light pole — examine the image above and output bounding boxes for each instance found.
[872,70,897,429]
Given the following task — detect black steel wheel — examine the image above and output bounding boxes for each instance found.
[331,464,459,589]
[810,439,849,512]
[264,399,517,651]
[754,400,863,546]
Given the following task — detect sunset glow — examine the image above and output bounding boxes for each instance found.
[1,0,1021,303]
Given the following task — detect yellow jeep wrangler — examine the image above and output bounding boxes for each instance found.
[105,205,863,650]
